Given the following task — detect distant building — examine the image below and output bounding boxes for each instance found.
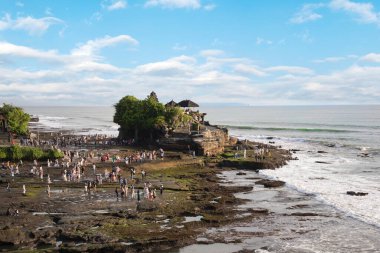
[0,113,8,133]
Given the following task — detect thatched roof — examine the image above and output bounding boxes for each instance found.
[178,100,199,107]
[165,100,178,107]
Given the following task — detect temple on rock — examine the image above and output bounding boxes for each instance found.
[160,99,233,156]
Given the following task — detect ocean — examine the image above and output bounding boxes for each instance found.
[25,105,380,234]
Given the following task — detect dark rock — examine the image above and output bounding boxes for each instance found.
[290,212,320,216]
[346,191,368,196]
[137,202,159,212]
[255,179,285,188]
[287,204,309,209]
[315,161,331,164]
[236,172,246,176]
[317,151,328,154]
[247,208,269,214]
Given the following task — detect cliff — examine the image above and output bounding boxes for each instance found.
[159,126,230,156]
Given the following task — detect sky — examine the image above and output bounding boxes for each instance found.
[0,0,380,106]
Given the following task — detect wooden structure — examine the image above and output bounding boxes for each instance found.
[178,100,199,108]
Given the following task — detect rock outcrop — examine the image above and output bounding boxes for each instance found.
[192,128,228,156]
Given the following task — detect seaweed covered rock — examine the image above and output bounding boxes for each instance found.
[255,179,285,188]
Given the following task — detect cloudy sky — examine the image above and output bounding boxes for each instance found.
[1,0,380,106]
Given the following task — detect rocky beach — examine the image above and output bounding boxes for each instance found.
[0,128,295,253]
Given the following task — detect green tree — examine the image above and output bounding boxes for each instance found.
[0,104,30,135]
[165,106,192,129]
[114,93,192,142]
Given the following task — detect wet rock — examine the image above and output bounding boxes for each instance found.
[255,179,285,188]
[234,250,256,253]
[225,186,253,193]
[0,227,30,245]
[190,194,204,201]
[290,212,320,216]
[236,172,247,176]
[347,191,368,196]
[287,204,309,209]
[247,208,269,214]
[137,201,159,212]
[315,161,331,164]
[317,151,328,154]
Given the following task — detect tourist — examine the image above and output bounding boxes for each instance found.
[159,148,164,160]
[47,185,51,198]
[160,184,164,195]
[40,166,43,180]
[92,163,96,174]
[22,184,26,196]
[137,189,140,202]
[115,187,119,198]
[141,169,146,181]
[131,185,136,199]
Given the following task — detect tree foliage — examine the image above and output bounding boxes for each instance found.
[0,103,30,135]
[0,146,63,161]
[114,92,192,141]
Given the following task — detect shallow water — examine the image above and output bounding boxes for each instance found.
[169,170,380,253]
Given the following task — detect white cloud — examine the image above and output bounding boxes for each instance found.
[0,13,64,36]
[145,0,201,9]
[330,0,380,25]
[204,4,216,11]
[292,0,380,26]
[234,64,267,77]
[71,35,139,57]
[290,3,324,24]
[0,41,61,61]
[200,49,224,57]
[314,57,346,63]
[266,66,314,75]
[304,82,325,91]
[313,55,358,63]
[1,39,380,105]
[360,53,380,63]
[256,37,273,45]
[135,55,196,76]
[105,0,127,11]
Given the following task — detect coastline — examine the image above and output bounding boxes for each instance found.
[1,125,380,252]
[0,127,295,252]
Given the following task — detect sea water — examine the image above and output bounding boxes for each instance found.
[202,105,380,229]
[25,105,380,228]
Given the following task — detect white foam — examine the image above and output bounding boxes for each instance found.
[255,137,380,228]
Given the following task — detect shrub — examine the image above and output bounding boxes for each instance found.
[46,149,64,159]
[0,147,7,159]
[0,146,64,161]
[9,145,23,161]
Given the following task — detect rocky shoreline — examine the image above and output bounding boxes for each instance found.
[0,134,292,252]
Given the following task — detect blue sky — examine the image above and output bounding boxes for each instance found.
[0,0,380,105]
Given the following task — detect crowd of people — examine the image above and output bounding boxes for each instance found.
[19,133,137,149]
[1,141,167,211]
